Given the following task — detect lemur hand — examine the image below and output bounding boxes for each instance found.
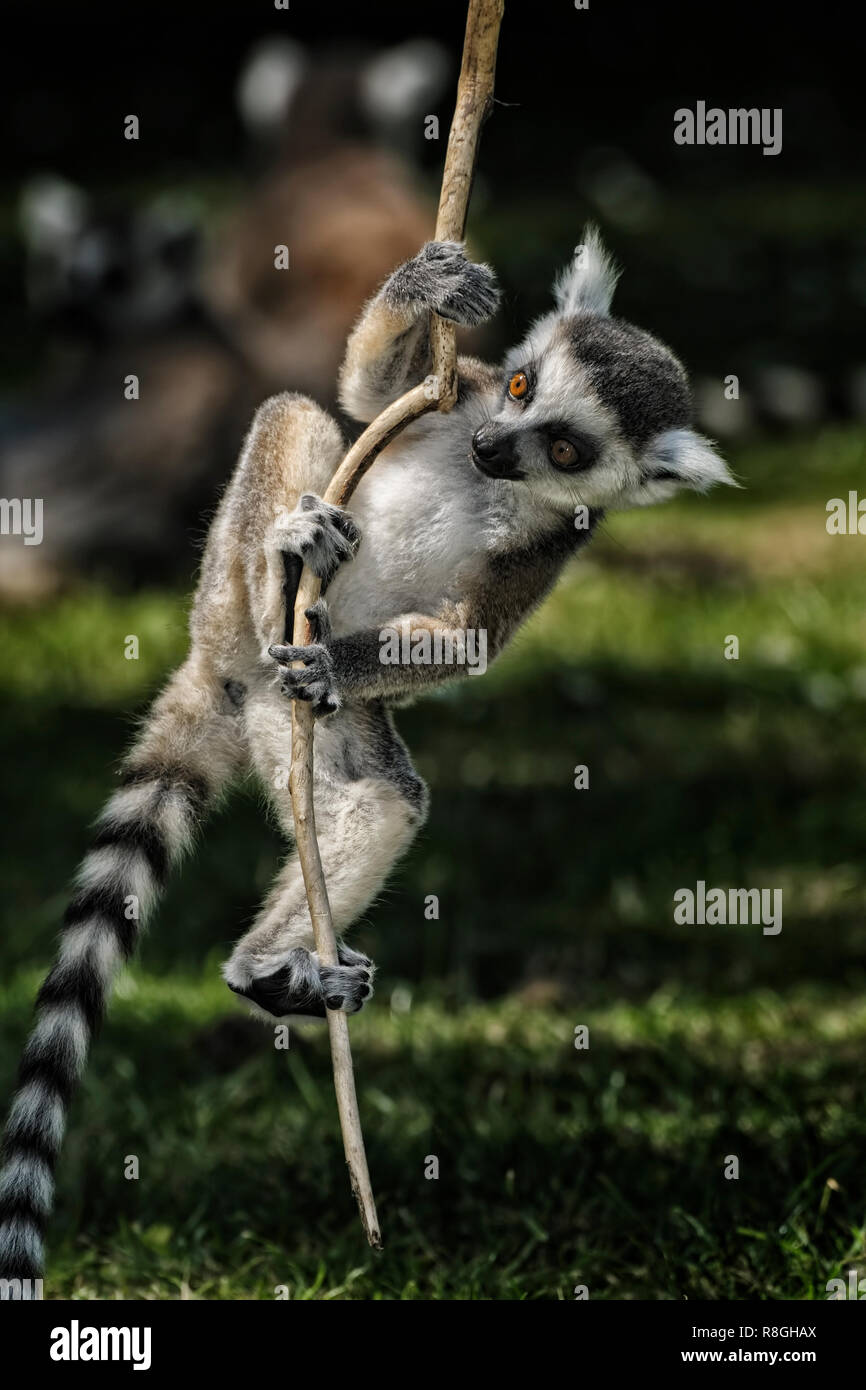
[383,241,500,326]
[274,493,360,586]
[270,599,340,717]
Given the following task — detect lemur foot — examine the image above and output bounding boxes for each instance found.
[270,599,340,717]
[274,493,360,586]
[383,241,500,326]
[225,942,375,1019]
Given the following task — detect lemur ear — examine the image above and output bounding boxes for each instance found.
[360,40,451,126]
[553,225,620,317]
[638,427,736,502]
[236,39,308,134]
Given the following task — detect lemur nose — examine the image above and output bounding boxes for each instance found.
[472,427,518,475]
[472,428,499,461]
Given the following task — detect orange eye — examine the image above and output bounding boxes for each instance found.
[508,371,529,400]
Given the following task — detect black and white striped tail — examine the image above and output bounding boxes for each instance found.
[0,763,209,1295]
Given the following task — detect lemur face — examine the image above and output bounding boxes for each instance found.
[471,228,733,515]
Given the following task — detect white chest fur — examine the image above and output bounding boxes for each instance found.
[325,413,506,635]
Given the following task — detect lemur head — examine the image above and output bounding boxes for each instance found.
[471,227,733,514]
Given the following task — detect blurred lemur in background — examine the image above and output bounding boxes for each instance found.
[0,39,447,598]
[0,231,733,1286]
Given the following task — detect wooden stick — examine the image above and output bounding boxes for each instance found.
[288,0,504,1250]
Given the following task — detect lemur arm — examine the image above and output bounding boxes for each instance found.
[271,524,596,709]
[338,299,431,425]
[329,601,492,701]
[338,242,500,424]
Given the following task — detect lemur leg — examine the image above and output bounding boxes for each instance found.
[212,388,428,1017]
[222,697,427,1019]
[192,392,355,671]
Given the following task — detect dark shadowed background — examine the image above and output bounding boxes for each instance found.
[0,0,864,1300]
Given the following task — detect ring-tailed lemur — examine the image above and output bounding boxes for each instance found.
[0,229,732,1290]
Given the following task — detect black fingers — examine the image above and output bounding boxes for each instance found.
[304,599,332,643]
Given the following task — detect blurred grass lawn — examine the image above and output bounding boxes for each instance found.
[1,423,865,1299]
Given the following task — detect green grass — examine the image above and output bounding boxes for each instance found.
[1,424,865,1299]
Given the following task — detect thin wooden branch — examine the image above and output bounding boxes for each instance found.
[288,0,504,1250]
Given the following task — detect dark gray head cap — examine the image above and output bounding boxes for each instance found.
[565,314,693,449]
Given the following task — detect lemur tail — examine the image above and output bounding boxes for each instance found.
[0,664,240,1293]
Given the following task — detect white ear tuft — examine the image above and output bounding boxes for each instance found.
[553,225,620,317]
[360,40,451,125]
[237,39,307,134]
[19,176,87,249]
[642,428,737,496]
